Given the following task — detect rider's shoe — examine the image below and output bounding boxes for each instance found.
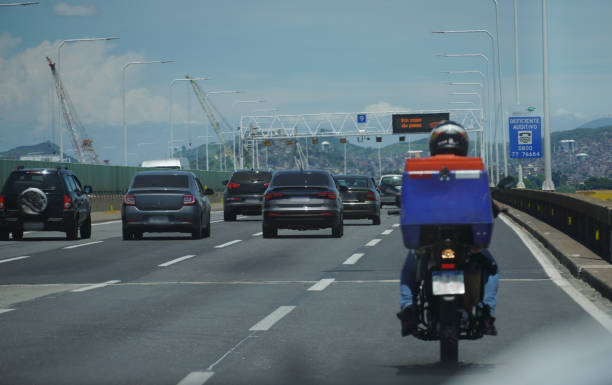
[482,305,498,336]
[396,305,417,337]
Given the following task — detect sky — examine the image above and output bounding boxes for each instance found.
[1,0,611,165]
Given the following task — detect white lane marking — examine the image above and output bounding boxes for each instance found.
[365,239,381,247]
[158,255,196,267]
[381,229,393,235]
[0,256,30,264]
[63,241,103,250]
[0,309,15,315]
[343,253,364,265]
[501,216,612,333]
[71,280,121,293]
[177,371,214,385]
[205,331,257,372]
[211,220,224,224]
[307,278,335,291]
[249,306,296,331]
[92,220,121,226]
[252,232,263,237]
[215,239,242,248]
[392,223,400,228]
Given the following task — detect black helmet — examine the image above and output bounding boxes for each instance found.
[429,120,469,156]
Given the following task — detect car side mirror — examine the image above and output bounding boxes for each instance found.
[222,180,228,185]
[205,188,214,195]
[338,185,348,193]
[84,185,93,194]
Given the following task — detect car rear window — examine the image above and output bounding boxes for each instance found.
[335,177,369,188]
[5,171,62,194]
[381,176,402,186]
[132,174,189,188]
[272,172,331,186]
[230,171,272,183]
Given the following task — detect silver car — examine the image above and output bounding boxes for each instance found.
[121,171,213,240]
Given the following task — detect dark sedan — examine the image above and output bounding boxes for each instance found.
[262,170,346,238]
[223,169,272,221]
[121,171,213,240]
[334,174,381,225]
[379,174,402,206]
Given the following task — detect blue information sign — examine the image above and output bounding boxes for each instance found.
[508,116,542,158]
[357,113,367,124]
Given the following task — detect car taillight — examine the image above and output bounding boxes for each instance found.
[265,192,283,200]
[63,194,72,209]
[227,183,240,189]
[264,182,270,188]
[441,263,456,270]
[317,192,337,200]
[0,195,4,210]
[123,194,135,206]
[366,191,376,201]
[183,194,196,206]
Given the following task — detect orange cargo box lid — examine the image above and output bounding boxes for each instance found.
[405,154,484,172]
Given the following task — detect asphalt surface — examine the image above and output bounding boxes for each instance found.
[0,209,611,385]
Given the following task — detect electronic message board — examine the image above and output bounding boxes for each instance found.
[392,113,450,134]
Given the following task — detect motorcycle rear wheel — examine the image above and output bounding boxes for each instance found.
[439,296,458,365]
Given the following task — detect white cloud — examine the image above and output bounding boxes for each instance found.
[363,101,411,113]
[0,33,22,56]
[53,2,96,17]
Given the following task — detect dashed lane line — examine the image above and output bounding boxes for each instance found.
[0,309,15,315]
[0,256,30,264]
[252,232,263,236]
[158,255,196,267]
[392,223,400,228]
[214,240,242,248]
[177,371,214,385]
[381,229,393,235]
[307,278,335,291]
[249,306,296,331]
[343,253,364,265]
[63,241,103,250]
[92,220,121,226]
[365,239,381,247]
[71,280,121,293]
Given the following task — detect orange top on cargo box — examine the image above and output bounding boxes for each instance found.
[405,154,484,172]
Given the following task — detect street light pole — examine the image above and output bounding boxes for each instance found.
[56,36,119,162]
[122,59,174,166]
[541,0,554,191]
[169,77,209,159]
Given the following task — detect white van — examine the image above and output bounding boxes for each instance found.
[140,158,191,170]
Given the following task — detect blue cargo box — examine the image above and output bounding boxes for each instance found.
[400,163,493,249]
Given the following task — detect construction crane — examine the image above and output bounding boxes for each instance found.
[46,56,99,164]
[185,75,234,166]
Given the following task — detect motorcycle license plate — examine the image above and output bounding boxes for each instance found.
[432,271,465,296]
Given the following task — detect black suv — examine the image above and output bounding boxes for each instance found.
[0,167,93,240]
[222,169,273,221]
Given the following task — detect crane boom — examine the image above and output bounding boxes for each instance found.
[185,75,234,161]
[46,56,99,164]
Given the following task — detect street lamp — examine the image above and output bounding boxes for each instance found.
[200,90,240,171]
[56,36,120,162]
[122,59,175,166]
[232,99,265,170]
[169,77,210,159]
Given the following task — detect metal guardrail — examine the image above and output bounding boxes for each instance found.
[492,188,612,262]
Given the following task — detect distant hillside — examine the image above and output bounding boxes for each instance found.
[578,117,612,129]
[551,125,612,142]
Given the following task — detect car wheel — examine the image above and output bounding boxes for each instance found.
[66,218,79,240]
[332,221,343,238]
[12,230,24,241]
[192,218,203,239]
[224,211,236,221]
[372,215,381,225]
[122,227,133,240]
[203,219,211,238]
[262,222,277,238]
[133,232,143,240]
[80,215,92,239]
[0,230,9,241]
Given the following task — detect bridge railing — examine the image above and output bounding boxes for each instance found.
[492,188,612,262]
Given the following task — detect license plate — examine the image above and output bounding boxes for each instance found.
[148,216,169,223]
[432,271,465,296]
[23,222,44,231]
[245,198,261,203]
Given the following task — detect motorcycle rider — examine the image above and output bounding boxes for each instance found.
[396,120,499,337]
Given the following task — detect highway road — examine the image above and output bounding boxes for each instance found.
[0,209,611,385]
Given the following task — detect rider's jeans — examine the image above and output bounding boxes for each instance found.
[400,249,499,315]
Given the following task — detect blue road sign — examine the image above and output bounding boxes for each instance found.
[357,113,367,124]
[509,116,542,158]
